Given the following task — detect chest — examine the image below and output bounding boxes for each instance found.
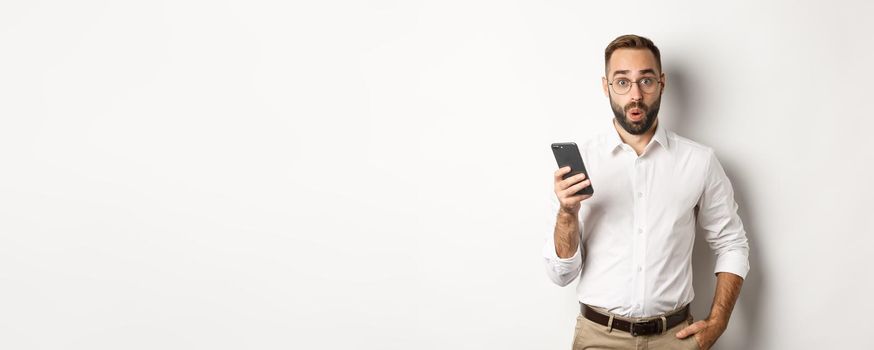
[581,150,706,217]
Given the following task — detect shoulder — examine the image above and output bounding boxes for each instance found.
[666,130,716,160]
[576,131,612,156]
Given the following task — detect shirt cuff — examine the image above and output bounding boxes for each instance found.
[713,250,750,279]
[542,239,582,271]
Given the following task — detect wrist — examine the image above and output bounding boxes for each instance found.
[705,316,729,331]
[558,207,579,217]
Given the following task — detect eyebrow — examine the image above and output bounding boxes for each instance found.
[612,69,659,77]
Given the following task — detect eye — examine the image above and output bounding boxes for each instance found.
[615,79,630,87]
[640,77,655,86]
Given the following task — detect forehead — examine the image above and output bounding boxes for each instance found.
[607,48,659,76]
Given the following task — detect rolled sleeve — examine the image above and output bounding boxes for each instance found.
[697,150,751,279]
[542,236,582,286]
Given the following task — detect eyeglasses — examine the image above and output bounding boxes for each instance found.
[608,77,662,95]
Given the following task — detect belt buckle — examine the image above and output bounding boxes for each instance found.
[629,320,657,337]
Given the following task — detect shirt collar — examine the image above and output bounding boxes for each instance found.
[603,119,670,155]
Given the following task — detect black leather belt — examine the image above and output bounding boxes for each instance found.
[581,304,690,337]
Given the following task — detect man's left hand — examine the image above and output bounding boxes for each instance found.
[675,318,726,350]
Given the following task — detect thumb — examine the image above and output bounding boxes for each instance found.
[675,320,704,339]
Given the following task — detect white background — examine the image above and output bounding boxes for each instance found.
[1,0,872,349]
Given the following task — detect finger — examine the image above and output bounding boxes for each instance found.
[565,194,592,203]
[555,173,580,191]
[559,173,587,189]
[553,166,572,181]
[561,179,588,196]
[561,180,591,197]
[675,321,705,338]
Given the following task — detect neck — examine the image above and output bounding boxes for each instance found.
[613,118,658,156]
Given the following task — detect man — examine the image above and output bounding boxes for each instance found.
[543,34,749,350]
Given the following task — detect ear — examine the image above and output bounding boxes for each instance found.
[659,72,666,93]
[602,76,609,97]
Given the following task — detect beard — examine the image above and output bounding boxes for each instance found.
[610,94,661,135]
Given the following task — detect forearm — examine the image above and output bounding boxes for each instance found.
[707,272,744,328]
[553,210,580,259]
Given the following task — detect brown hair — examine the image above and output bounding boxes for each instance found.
[604,34,661,75]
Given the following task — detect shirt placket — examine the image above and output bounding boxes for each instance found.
[631,155,648,316]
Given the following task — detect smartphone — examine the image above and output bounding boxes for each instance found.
[551,142,593,196]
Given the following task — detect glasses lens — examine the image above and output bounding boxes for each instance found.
[639,78,658,93]
[612,78,659,95]
[613,79,630,94]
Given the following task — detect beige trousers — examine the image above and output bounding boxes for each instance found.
[571,306,700,350]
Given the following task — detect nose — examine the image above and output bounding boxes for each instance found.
[629,82,644,101]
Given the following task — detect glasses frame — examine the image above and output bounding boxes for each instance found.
[608,77,663,95]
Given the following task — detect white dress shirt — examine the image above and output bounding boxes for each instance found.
[543,121,750,317]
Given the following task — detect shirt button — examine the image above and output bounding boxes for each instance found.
[637,228,643,234]
[637,192,643,198]
[637,266,642,272]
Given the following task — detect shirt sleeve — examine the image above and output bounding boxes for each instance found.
[542,194,583,287]
[697,150,751,279]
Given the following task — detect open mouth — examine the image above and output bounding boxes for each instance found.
[628,108,644,122]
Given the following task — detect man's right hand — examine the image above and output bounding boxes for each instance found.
[553,166,592,215]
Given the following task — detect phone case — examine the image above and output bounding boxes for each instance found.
[551,142,594,196]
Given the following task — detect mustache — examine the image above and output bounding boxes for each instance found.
[625,101,648,112]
